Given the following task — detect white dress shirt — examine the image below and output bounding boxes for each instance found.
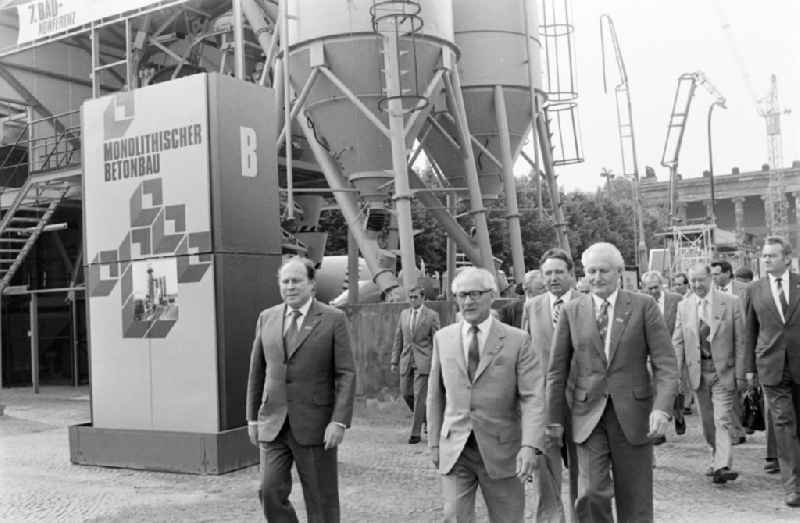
[592,290,618,360]
[717,283,733,295]
[284,298,313,333]
[461,315,494,363]
[410,305,423,330]
[656,293,665,315]
[768,270,790,323]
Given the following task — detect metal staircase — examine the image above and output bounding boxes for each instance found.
[0,177,70,290]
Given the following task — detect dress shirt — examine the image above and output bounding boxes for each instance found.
[284,298,313,334]
[592,290,618,360]
[410,305,423,330]
[693,292,711,324]
[768,271,790,323]
[656,293,665,315]
[461,315,494,363]
[717,283,732,295]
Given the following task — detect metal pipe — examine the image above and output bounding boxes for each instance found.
[536,114,571,254]
[30,293,38,394]
[444,69,495,272]
[296,111,400,297]
[280,0,294,220]
[383,31,417,290]
[277,68,319,148]
[445,193,457,300]
[232,0,246,80]
[494,85,525,284]
[318,66,391,138]
[347,231,359,304]
[523,0,544,221]
[707,100,724,223]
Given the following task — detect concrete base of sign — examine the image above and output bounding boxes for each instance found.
[68,422,258,475]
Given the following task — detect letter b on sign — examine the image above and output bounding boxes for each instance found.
[240,127,257,177]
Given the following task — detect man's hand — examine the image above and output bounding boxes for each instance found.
[323,422,346,450]
[544,423,564,449]
[647,410,670,439]
[515,446,536,482]
[390,364,398,374]
[431,446,440,468]
[248,423,258,446]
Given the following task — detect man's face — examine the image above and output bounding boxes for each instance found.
[672,277,688,296]
[526,278,547,298]
[643,277,662,300]
[541,258,571,297]
[584,253,621,299]
[710,265,731,288]
[762,242,792,275]
[689,269,712,298]
[455,274,495,325]
[408,290,423,309]
[279,261,314,308]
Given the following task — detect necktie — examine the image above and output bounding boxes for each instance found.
[698,300,711,358]
[284,309,301,355]
[553,297,563,327]
[467,325,480,381]
[597,299,610,348]
[411,309,418,332]
[777,278,789,318]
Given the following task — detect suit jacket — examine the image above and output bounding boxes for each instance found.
[427,318,536,479]
[672,290,745,392]
[662,291,682,335]
[390,305,441,375]
[245,299,356,446]
[525,290,581,449]
[499,298,525,329]
[744,273,800,386]
[546,290,679,445]
[731,280,748,299]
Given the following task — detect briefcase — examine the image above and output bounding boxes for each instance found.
[742,387,766,432]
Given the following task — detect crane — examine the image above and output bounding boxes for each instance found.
[600,14,646,270]
[714,1,791,233]
[660,71,726,224]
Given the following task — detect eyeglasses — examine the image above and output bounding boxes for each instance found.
[455,290,492,300]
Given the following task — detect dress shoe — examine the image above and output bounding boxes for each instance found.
[712,467,739,484]
[408,435,421,444]
[652,435,667,446]
[786,493,800,507]
[765,459,780,474]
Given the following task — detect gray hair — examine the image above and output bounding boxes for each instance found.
[764,235,793,256]
[641,271,664,285]
[523,270,542,286]
[581,242,625,270]
[451,266,499,295]
[687,263,711,277]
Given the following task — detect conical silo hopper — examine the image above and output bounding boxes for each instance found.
[423,0,543,201]
[285,0,455,212]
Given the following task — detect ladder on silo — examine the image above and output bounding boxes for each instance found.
[0,177,71,291]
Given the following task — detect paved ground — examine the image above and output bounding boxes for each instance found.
[1,386,799,522]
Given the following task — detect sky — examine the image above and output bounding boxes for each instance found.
[516,0,800,192]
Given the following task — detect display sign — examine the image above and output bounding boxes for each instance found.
[15,0,175,44]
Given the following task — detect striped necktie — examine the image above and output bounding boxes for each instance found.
[552,297,563,327]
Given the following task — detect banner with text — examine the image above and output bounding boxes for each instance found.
[16,0,175,44]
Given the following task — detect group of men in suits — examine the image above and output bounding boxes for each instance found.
[243,235,800,522]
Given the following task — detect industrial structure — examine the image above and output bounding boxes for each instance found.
[0,0,583,473]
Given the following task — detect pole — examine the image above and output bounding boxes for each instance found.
[446,193,457,300]
[30,293,38,394]
[707,101,721,223]
[382,31,417,290]
[494,85,526,283]
[232,0,246,80]
[347,231,359,304]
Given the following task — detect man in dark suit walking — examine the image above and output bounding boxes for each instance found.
[546,242,678,523]
[246,257,356,522]
[744,236,800,507]
[391,286,441,443]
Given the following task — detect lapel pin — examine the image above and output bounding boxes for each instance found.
[615,318,624,323]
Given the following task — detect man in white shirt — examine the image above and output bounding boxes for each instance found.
[526,248,580,522]
[546,242,678,522]
[427,267,537,522]
[744,236,800,507]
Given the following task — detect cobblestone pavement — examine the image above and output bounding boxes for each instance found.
[1,386,800,522]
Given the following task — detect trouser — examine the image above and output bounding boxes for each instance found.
[536,443,566,523]
[765,383,800,460]
[259,421,340,523]
[441,434,524,523]
[401,369,428,437]
[575,402,654,523]
[694,366,735,470]
[762,366,800,496]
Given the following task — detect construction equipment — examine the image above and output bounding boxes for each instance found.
[600,14,646,270]
[660,71,726,224]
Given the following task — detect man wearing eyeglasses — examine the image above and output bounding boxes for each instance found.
[427,266,538,522]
